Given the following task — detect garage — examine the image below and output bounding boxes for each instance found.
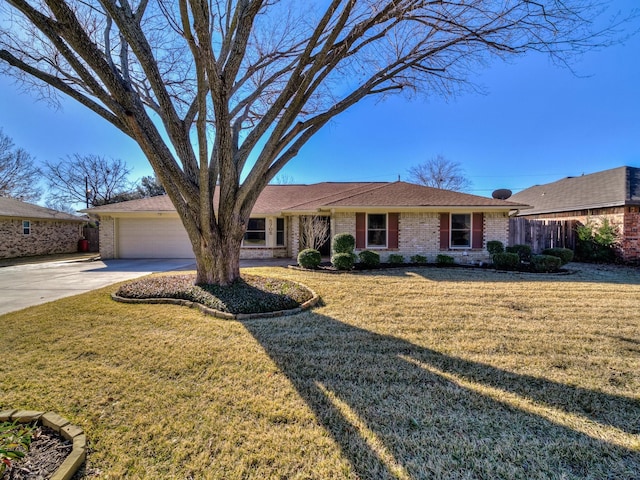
[117,217,195,259]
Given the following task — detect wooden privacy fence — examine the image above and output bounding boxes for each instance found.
[508,218,577,252]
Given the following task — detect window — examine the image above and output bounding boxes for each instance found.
[243,218,266,246]
[276,218,285,247]
[367,213,387,247]
[450,213,471,248]
[22,220,31,235]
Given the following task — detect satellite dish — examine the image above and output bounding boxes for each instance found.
[492,188,512,200]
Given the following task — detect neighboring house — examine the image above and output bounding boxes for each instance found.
[510,166,640,261]
[85,181,528,263]
[0,197,87,259]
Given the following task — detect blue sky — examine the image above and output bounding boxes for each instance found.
[0,0,638,199]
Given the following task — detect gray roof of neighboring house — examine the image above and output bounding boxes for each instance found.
[510,166,640,216]
[84,181,529,215]
[0,197,86,222]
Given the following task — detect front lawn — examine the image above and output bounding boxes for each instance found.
[1,264,639,478]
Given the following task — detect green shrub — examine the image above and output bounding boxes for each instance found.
[575,219,620,263]
[331,252,355,270]
[492,252,520,270]
[410,254,428,264]
[506,244,532,262]
[1,421,35,476]
[530,254,562,273]
[332,233,355,254]
[486,240,504,255]
[436,254,455,266]
[297,248,321,269]
[388,254,404,264]
[542,247,574,265]
[358,250,380,267]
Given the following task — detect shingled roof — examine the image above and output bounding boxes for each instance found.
[0,197,86,222]
[85,181,528,215]
[510,166,640,216]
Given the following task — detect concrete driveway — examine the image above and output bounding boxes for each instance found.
[0,258,195,316]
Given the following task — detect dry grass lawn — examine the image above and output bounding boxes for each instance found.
[1,263,639,479]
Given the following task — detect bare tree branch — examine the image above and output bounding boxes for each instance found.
[0,129,42,202]
[408,154,472,192]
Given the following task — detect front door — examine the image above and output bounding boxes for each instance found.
[318,216,331,256]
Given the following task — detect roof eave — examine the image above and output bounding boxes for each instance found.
[306,205,526,213]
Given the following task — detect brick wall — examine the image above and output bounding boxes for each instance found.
[397,212,440,260]
[99,216,116,259]
[622,209,640,261]
[0,219,84,259]
[485,212,509,248]
[332,212,356,238]
[289,215,300,259]
[331,211,507,264]
[240,247,288,259]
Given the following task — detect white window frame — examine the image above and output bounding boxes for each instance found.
[242,217,266,247]
[366,213,387,249]
[22,220,31,235]
[449,213,472,249]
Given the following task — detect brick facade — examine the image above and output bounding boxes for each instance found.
[622,208,640,261]
[289,215,300,259]
[99,216,116,259]
[0,218,84,259]
[329,211,509,264]
[98,210,511,264]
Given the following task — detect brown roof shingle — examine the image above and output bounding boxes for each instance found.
[0,197,86,222]
[293,181,527,209]
[510,166,640,216]
[85,181,528,215]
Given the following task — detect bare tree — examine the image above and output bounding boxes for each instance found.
[43,154,133,208]
[0,129,42,202]
[44,199,79,215]
[300,215,330,251]
[408,155,472,192]
[0,0,632,284]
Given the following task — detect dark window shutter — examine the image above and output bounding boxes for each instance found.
[356,212,366,249]
[439,213,449,249]
[388,213,399,249]
[472,212,484,249]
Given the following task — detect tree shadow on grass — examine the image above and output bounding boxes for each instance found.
[243,313,640,479]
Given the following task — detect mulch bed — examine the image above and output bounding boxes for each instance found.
[4,426,71,480]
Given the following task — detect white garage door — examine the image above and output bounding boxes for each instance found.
[117,218,195,258]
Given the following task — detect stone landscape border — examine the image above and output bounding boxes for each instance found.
[0,409,85,480]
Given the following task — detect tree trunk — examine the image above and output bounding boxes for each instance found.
[194,245,241,286]
[193,233,243,285]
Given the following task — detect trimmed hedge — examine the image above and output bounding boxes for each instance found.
[297,248,321,269]
[487,240,504,255]
[531,254,562,273]
[388,254,404,264]
[542,247,574,265]
[410,254,428,264]
[358,250,380,267]
[506,244,532,263]
[436,254,455,266]
[492,252,520,270]
[332,233,355,254]
[331,252,355,270]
